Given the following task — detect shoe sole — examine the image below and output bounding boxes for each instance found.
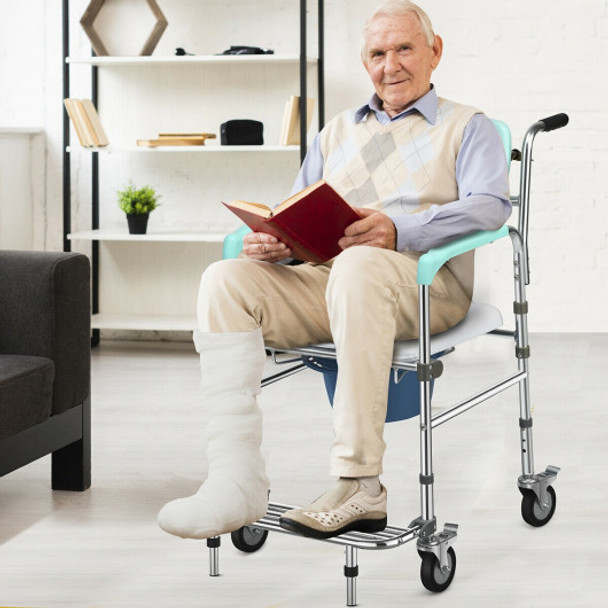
[279,515,388,540]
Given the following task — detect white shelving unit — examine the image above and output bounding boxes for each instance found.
[63,1,324,338]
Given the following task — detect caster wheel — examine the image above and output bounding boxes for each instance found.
[419,547,456,593]
[521,485,556,527]
[230,525,269,553]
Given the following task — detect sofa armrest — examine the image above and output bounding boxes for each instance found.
[0,251,91,415]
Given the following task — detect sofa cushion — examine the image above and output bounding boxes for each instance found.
[0,355,54,440]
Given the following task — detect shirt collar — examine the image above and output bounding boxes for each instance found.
[354,86,438,125]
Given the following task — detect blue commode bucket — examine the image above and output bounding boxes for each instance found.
[302,356,434,423]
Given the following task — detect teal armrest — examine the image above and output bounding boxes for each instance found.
[223,224,251,259]
[417,226,510,285]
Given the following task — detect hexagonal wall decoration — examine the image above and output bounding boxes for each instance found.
[80,0,168,56]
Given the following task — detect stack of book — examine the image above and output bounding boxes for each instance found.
[64,98,109,147]
[136,133,216,147]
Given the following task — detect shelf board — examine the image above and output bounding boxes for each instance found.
[68,229,227,243]
[92,313,196,332]
[67,54,317,67]
[0,127,44,135]
[66,145,300,154]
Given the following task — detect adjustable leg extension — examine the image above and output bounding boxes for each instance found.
[344,546,358,607]
[509,228,560,528]
[207,536,220,576]
[414,285,458,593]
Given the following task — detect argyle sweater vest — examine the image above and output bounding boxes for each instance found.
[319,97,480,298]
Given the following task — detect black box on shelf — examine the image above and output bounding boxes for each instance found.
[220,119,263,145]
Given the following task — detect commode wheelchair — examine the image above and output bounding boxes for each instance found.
[210,113,569,605]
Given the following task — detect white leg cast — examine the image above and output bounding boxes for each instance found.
[158,328,270,539]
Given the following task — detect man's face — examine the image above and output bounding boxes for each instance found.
[363,13,442,116]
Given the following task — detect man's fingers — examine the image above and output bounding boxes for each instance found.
[339,209,396,251]
[344,216,371,237]
[242,232,291,261]
[257,234,278,244]
[243,232,278,246]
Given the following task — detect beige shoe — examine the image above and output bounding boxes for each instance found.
[279,479,387,539]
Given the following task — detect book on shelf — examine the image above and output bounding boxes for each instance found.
[279,96,315,146]
[64,99,92,147]
[222,180,361,263]
[64,98,109,147]
[137,133,216,147]
[80,99,109,146]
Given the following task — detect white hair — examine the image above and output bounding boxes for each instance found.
[361,0,436,60]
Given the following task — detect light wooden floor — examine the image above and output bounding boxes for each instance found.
[0,333,606,607]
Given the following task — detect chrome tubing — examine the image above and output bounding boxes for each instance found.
[261,362,307,388]
[509,227,535,476]
[431,371,527,429]
[345,546,358,607]
[517,113,569,285]
[517,120,543,281]
[418,285,435,523]
[207,537,220,577]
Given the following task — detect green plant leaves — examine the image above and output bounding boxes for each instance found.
[117,182,160,215]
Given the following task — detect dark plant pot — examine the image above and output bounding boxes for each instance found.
[126,213,149,234]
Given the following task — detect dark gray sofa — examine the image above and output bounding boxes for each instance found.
[0,250,91,491]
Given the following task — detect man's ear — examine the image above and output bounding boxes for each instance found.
[431,34,443,70]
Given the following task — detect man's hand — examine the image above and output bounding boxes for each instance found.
[242,231,292,263]
[338,207,397,251]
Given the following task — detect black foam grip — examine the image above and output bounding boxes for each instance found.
[539,113,569,132]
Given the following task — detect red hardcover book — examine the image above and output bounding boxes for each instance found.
[222,180,362,263]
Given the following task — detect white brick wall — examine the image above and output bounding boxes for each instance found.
[1,0,605,331]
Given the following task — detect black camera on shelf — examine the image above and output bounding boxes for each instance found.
[218,45,274,55]
[176,46,274,57]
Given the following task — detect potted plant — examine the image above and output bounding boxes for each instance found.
[117,182,160,234]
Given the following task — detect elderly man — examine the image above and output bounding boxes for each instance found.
[158,0,510,540]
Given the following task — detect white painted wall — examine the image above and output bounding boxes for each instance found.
[0,0,606,331]
[0,129,45,250]
[0,0,49,250]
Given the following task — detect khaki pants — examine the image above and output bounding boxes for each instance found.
[197,246,470,477]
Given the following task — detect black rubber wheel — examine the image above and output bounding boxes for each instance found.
[419,546,456,593]
[230,525,269,553]
[521,485,556,527]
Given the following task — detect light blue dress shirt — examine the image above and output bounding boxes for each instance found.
[291,88,511,253]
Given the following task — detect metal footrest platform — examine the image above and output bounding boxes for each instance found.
[206,503,424,606]
[252,502,420,550]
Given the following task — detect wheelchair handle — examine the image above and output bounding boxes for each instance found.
[538,113,569,132]
[516,111,569,285]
